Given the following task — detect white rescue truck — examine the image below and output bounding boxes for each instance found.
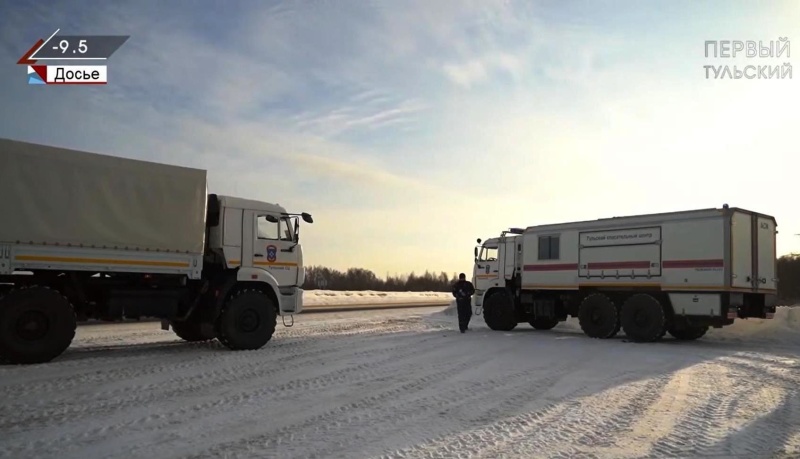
[0,138,313,364]
[472,206,778,342]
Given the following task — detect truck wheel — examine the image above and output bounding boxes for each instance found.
[216,289,277,350]
[171,321,216,342]
[668,325,708,341]
[578,293,619,339]
[483,290,517,331]
[529,317,559,330]
[0,286,77,364]
[620,293,666,342]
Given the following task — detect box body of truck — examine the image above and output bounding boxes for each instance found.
[473,206,778,342]
[0,137,207,279]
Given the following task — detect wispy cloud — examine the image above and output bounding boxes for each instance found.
[441,47,527,88]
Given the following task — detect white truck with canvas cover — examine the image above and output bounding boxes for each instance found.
[472,206,778,342]
[0,138,313,364]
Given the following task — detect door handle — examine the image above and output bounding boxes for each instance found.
[254,253,263,257]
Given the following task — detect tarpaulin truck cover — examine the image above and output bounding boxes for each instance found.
[0,138,208,255]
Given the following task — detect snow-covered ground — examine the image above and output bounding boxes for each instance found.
[303,290,451,307]
[1,304,799,459]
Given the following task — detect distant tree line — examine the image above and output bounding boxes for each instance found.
[303,256,800,304]
[777,254,800,304]
[302,266,461,292]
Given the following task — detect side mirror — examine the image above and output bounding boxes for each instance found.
[301,212,313,224]
[266,215,279,223]
[474,247,478,259]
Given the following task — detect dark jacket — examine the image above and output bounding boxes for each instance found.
[452,279,475,301]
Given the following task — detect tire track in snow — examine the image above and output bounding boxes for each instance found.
[0,328,445,431]
[535,374,678,457]
[2,325,409,400]
[183,357,489,459]
[0,318,433,406]
[720,355,800,390]
[643,360,790,459]
[470,373,678,459]
[364,352,604,458]
[375,369,661,459]
[0,316,430,393]
[594,363,700,459]
[0,328,454,458]
[261,358,594,459]
[133,356,479,459]
[702,356,800,458]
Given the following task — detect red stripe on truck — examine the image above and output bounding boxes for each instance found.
[523,259,724,272]
[587,261,651,270]
[524,263,578,271]
[663,259,724,269]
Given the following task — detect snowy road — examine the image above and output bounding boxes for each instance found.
[1,304,799,459]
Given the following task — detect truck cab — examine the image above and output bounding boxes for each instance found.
[472,229,523,307]
[207,195,311,315]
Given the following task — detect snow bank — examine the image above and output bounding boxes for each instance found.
[706,305,800,344]
[303,290,451,306]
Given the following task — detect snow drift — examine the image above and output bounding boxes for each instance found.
[303,290,451,306]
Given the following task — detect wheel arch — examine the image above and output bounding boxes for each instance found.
[482,286,508,303]
[204,269,280,324]
[234,268,281,313]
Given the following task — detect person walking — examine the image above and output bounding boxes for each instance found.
[452,273,475,333]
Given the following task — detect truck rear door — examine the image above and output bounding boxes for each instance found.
[729,211,777,292]
[730,211,753,289]
[756,215,777,292]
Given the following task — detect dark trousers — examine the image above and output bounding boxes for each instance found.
[456,298,472,331]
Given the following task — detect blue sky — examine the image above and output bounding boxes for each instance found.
[1,1,798,276]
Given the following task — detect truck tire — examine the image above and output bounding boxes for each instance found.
[529,317,559,330]
[171,321,216,343]
[620,293,666,342]
[578,293,619,339]
[483,290,517,331]
[0,286,77,364]
[668,325,708,341]
[216,289,277,350]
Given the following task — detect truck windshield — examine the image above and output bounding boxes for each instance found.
[479,246,498,262]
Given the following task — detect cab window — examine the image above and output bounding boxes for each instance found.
[479,246,498,262]
[257,215,279,240]
[280,217,295,242]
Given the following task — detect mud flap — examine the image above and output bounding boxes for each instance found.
[160,319,170,331]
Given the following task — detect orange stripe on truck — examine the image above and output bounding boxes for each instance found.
[227,260,298,267]
[14,255,190,268]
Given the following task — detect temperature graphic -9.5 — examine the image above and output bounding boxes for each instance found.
[17,29,129,85]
